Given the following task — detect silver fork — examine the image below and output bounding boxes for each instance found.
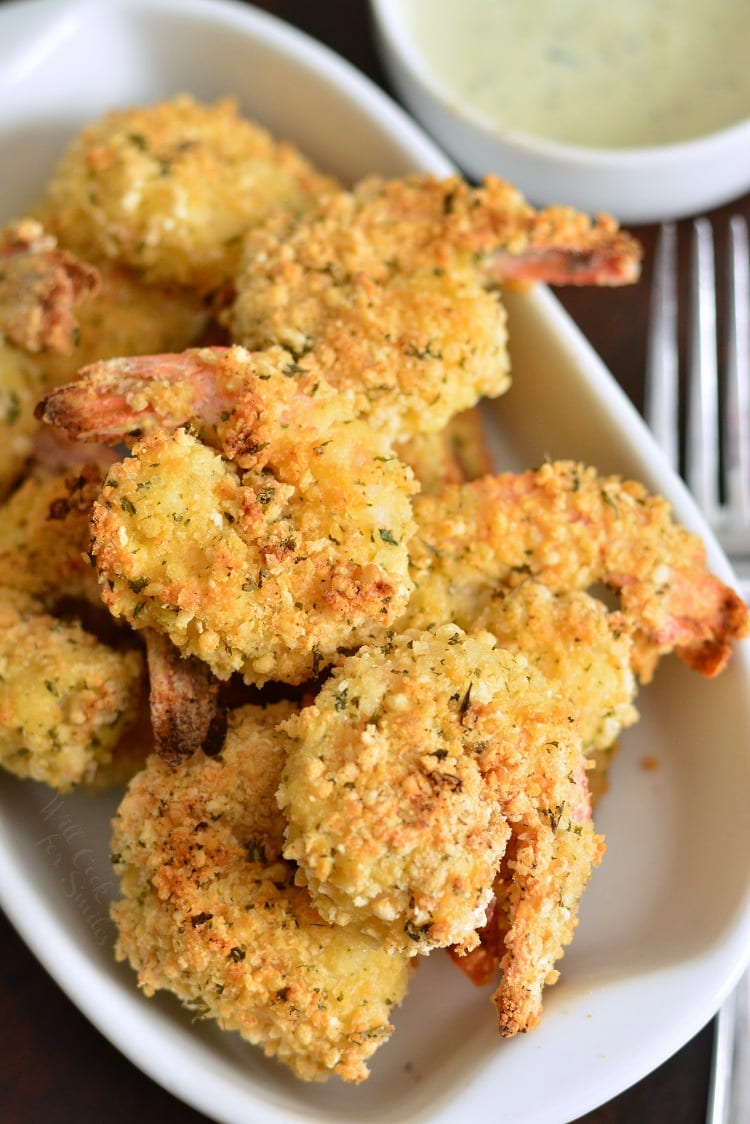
[646,216,750,592]
[645,216,750,1124]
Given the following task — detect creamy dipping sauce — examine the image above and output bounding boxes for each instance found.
[399,0,750,149]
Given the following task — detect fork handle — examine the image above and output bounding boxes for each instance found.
[706,969,750,1123]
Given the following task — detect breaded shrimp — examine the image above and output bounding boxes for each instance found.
[353,174,642,288]
[446,583,636,1024]
[0,463,104,608]
[456,755,603,1038]
[280,620,604,1009]
[405,461,749,680]
[45,95,338,292]
[476,581,639,755]
[227,174,640,438]
[0,218,98,355]
[0,589,143,791]
[280,626,512,955]
[37,344,250,447]
[396,406,495,494]
[111,702,411,1083]
[45,346,416,684]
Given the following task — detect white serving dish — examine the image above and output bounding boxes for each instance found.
[370,0,750,222]
[1,2,750,1123]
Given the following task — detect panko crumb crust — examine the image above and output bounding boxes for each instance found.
[228,176,512,439]
[90,348,416,685]
[477,581,639,755]
[0,589,143,790]
[280,626,513,955]
[45,95,338,292]
[111,702,411,1083]
[406,460,749,680]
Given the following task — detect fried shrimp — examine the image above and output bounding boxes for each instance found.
[406,461,749,680]
[476,582,639,755]
[229,180,509,439]
[111,702,411,1083]
[45,95,337,292]
[447,583,637,1025]
[45,346,416,684]
[468,756,603,1038]
[280,627,512,955]
[0,589,143,791]
[280,622,604,991]
[0,218,99,355]
[349,174,641,288]
[228,174,640,438]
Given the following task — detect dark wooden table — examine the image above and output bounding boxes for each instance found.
[2,1,748,1121]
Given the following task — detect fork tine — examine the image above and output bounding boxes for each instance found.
[686,218,721,516]
[645,223,679,470]
[725,215,750,525]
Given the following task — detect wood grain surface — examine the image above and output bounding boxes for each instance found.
[3,1,748,1121]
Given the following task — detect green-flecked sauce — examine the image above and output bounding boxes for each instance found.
[399,0,750,149]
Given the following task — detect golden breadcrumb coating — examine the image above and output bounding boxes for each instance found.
[0,463,103,607]
[282,622,605,971]
[491,782,604,1038]
[447,583,635,1026]
[228,178,511,439]
[34,262,210,391]
[0,589,143,791]
[477,582,639,755]
[280,626,512,955]
[405,461,749,680]
[45,95,337,291]
[396,406,494,494]
[228,174,640,438]
[446,747,604,1036]
[348,175,641,289]
[81,685,153,791]
[111,702,411,1083]
[85,348,416,684]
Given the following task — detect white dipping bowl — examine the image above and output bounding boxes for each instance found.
[370,0,750,222]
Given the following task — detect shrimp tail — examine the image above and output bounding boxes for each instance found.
[474,177,642,286]
[674,581,750,677]
[146,629,227,764]
[487,239,642,286]
[35,347,240,443]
